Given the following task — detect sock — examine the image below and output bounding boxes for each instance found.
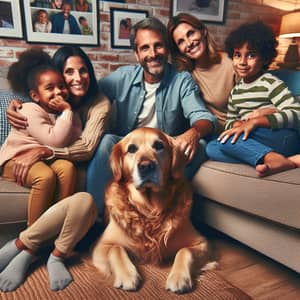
[47,253,73,291]
[0,239,22,272]
[0,251,34,292]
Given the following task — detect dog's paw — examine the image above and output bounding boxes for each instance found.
[201,261,218,271]
[166,271,192,294]
[113,268,142,291]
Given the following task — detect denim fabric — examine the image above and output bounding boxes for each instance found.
[86,134,122,214]
[206,128,300,166]
[98,63,216,137]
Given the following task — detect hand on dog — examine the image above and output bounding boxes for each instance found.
[173,128,199,163]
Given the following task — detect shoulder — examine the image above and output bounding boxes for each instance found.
[260,72,283,86]
[20,102,47,116]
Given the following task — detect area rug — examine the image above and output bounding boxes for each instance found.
[0,254,252,300]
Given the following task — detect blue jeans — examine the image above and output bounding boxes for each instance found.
[86,134,206,216]
[206,128,300,166]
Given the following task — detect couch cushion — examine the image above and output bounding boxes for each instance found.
[0,91,30,146]
[192,160,300,230]
[0,177,28,223]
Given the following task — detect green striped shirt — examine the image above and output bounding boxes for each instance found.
[225,73,300,131]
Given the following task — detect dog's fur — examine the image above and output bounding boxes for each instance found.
[92,127,212,293]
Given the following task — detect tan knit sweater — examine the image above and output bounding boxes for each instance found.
[192,52,236,134]
[51,92,111,162]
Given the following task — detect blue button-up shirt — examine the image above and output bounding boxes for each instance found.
[98,63,216,136]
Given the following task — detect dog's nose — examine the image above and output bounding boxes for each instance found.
[138,160,156,176]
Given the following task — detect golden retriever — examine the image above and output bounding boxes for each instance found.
[92,127,213,294]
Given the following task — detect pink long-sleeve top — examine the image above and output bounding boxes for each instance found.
[0,102,82,166]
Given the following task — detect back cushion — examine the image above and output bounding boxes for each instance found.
[270,69,300,100]
[0,91,29,146]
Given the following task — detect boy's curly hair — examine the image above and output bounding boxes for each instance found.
[225,20,278,70]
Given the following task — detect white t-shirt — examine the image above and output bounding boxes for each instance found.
[137,81,160,128]
[63,20,70,34]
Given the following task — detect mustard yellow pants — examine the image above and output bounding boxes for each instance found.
[19,192,98,255]
[2,159,76,226]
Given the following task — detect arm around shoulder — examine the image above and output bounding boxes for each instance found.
[51,92,111,161]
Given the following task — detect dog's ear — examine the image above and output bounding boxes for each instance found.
[110,143,123,182]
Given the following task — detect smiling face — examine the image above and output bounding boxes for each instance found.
[30,69,69,113]
[134,29,169,84]
[37,11,48,24]
[62,3,71,17]
[232,43,264,83]
[172,22,207,61]
[62,55,90,104]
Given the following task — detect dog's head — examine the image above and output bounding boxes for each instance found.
[110,128,185,192]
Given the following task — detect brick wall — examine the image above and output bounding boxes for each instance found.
[0,0,298,80]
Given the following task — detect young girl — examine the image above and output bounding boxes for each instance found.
[34,9,52,33]
[206,21,300,177]
[0,48,82,225]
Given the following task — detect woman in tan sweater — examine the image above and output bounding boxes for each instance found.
[167,13,235,134]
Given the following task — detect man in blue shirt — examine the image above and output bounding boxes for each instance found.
[51,3,81,34]
[86,17,216,215]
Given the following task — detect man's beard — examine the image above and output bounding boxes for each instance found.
[141,56,167,78]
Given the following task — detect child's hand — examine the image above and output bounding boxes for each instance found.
[218,119,257,144]
[246,107,277,120]
[48,96,71,112]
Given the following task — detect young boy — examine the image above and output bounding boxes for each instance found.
[206,21,300,177]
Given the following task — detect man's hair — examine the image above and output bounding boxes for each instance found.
[225,20,278,69]
[129,17,168,51]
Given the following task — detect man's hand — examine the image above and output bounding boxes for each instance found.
[6,99,28,129]
[12,147,53,185]
[174,128,200,163]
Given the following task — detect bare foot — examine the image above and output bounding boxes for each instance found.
[288,154,300,168]
[256,152,296,177]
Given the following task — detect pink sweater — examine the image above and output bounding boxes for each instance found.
[0,102,82,166]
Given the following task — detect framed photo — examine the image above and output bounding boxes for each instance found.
[171,0,225,23]
[0,0,23,38]
[110,8,148,49]
[22,0,99,46]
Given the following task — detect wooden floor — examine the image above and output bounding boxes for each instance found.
[206,228,300,299]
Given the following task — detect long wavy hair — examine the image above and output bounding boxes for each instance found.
[167,13,221,72]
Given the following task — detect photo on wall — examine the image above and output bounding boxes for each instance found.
[110,8,149,49]
[22,0,99,45]
[171,0,225,23]
[0,0,23,38]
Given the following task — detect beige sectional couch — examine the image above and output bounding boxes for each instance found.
[1,70,299,274]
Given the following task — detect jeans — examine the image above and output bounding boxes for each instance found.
[86,134,207,216]
[206,128,300,166]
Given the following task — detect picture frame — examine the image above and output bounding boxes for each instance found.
[110,8,148,49]
[171,0,225,23]
[0,0,23,39]
[22,0,99,46]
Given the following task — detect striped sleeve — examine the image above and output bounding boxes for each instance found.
[225,92,239,130]
[265,75,300,130]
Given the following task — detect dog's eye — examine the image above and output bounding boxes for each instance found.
[153,141,164,152]
[127,144,138,153]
